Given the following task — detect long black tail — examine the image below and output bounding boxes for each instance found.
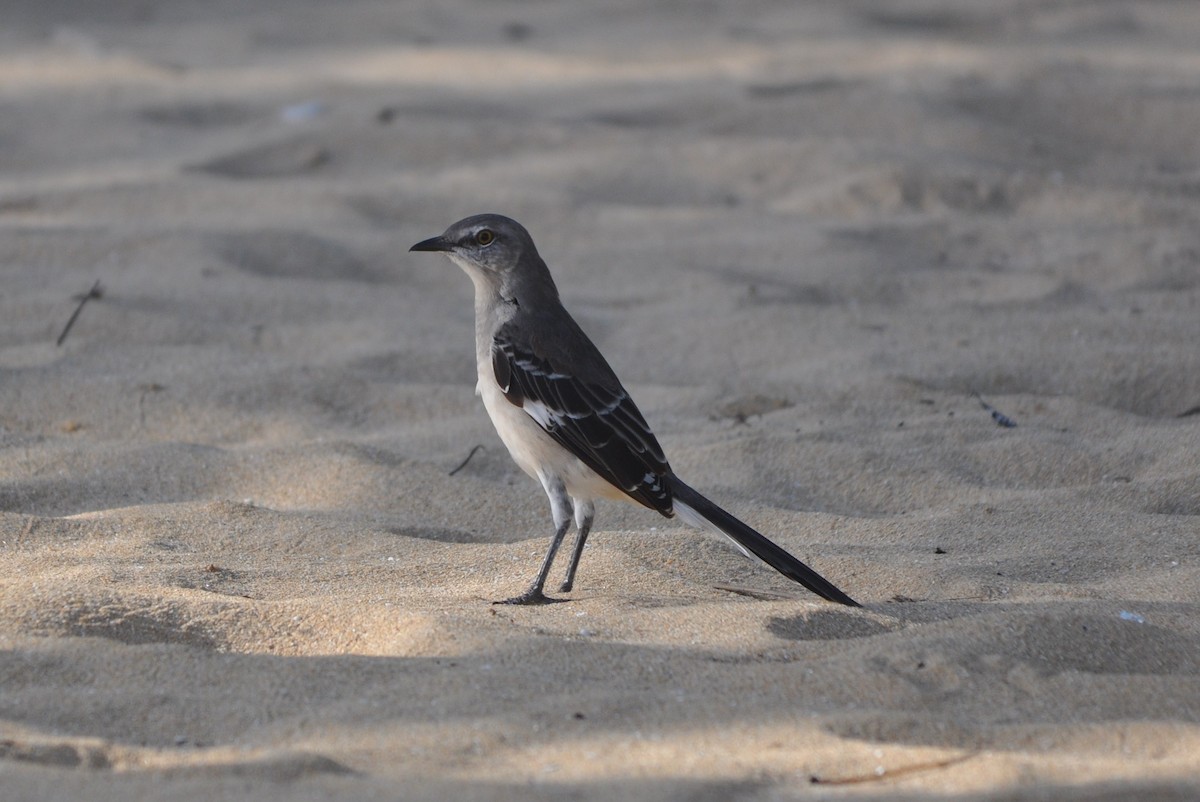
[669,477,860,607]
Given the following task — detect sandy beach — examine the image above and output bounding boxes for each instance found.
[2,1,1199,799]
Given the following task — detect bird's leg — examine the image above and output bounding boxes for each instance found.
[496,518,570,605]
[496,474,572,605]
[559,499,594,593]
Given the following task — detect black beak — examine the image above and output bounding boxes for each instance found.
[409,235,451,253]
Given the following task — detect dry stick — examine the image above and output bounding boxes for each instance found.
[448,445,485,476]
[713,583,798,601]
[811,751,978,786]
[973,392,1016,428]
[56,279,103,346]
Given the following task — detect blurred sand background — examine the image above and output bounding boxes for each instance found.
[2,1,1199,799]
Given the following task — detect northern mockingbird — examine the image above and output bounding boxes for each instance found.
[411,214,859,607]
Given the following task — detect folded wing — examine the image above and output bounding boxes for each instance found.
[492,330,672,514]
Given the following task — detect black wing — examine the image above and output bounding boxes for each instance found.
[492,332,672,514]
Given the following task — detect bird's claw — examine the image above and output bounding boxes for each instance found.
[493,588,566,606]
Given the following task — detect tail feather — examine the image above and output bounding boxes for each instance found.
[670,477,860,607]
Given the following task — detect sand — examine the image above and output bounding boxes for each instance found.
[1,1,1199,799]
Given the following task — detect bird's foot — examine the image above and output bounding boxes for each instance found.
[558,579,574,593]
[493,588,565,606]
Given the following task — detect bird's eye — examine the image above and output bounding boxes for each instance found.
[475,229,495,246]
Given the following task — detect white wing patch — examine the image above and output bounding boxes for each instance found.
[523,399,562,430]
[522,395,620,426]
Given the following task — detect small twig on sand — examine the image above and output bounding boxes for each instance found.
[811,751,978,786]
[448,445,485,476]
[713,583,797,601]
[56,279,103,347]
[974,392,1016,428]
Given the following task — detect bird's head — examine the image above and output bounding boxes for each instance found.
[410,213,545,286]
